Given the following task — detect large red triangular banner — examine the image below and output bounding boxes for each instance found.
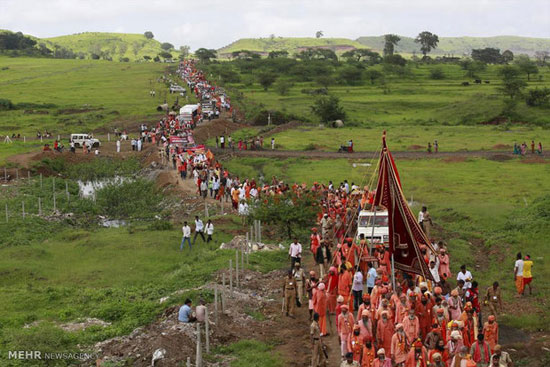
[374,133,435,279]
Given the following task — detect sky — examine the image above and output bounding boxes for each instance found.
[0,0,548,50]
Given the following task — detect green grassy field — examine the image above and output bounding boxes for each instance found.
[356,35,550,56]
[0,56,168,136]
[218,37,367,57]
[43,32,167,61]
[224,155,550,330]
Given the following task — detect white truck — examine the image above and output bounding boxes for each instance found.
[70,134,101,148]
[357,210,389,245]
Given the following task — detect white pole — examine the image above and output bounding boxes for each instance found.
[214,287,219,324]
[27,171,30,180]
[5,203,8,223]
[229,260,233,295]
[221,199,224,215]
[38,197,42,215]
[205,306,210,354]
[235,250,239,288]
[186,357,191,367]
[196,323,202,367]
[22,201,25,219]
[391,254,396,291]
[241,248,244,269]
[23,136,26,143]
[259,221,262,244]
[40,174,43,189]
[107,133,110,142]
[53,192,56,212]
[222,274,226,312]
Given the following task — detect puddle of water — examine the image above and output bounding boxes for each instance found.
[77,176,131,199]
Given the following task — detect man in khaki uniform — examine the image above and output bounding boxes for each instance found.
[293,262,306,305]
[485,281,502,316]
[283,270,297,317]
[311,312,326,366]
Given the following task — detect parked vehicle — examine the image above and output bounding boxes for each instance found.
[357,210,389,245]
[70,134,100,148]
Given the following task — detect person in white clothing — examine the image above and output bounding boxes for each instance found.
[457,264,473,289]
[352,266,364,311]
[180,221,192,250]
[514,252,524,297]
[193,216,206,244]
[429,260,441,284]
[205,219,214,243]
[116,139,121,153]
[288,239,302,269]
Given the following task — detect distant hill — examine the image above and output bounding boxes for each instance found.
[356,35,550,56]
[42,32,166,61]
[217,37,368,58]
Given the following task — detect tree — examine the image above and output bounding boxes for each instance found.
[460,59,487,78]
[342,49,382,64]
[534,51,550,66]
[274,79,294,95]
[364,69,383,84]
[471,48,502,64]
[514,54,539,81]
[257,71,277,91]
[311,95,346,123]
[117,43,128,57]
[525,88,550,106]
[143,55,152,61]
[195,48,217,63]
[415,31,439,58]
[153,55,160,62]
[384,54,406,66]
[132,41,144,58]
[383,34,401,56]
[498,65,527,99]
[161,42,174,51]
[314,75,335,88]
[296,48,337,62]
[502,50,514,63]
[249,190,320,239]
[268,50,289,58]
[144,31,154,39]
[159,51,172,60]
[316,31,324,39]
[338,65,363,85]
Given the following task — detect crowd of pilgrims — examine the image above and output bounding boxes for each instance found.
[150,60,505,367]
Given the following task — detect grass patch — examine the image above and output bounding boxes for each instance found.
[215,340,283,367]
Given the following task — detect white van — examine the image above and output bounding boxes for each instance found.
[70,134,101,148]
[357,210,389,245]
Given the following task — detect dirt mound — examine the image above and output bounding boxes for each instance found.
[521,157,549,164]
[493,144,512,150]
[408,145,424,150]
[488,154,513,162]
[193,118,247,144]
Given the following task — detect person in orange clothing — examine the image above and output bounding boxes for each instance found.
[313,282,328,336]
[462,310,478,349]
[483,315,499,350]
[417,295,433,340]
[310,227,321,259]
[373,349,392,367]
[433,308,448,345]
[358,309,373,342]
[429,339,449,365]
[361,338,376,367]
[377,246,391,275]
[326,266,339,313]
[403,309,420,344]
[395,294,409,324]
[391,324,409,367]
[405,340,428,367]
[336,295,345,334]
[348,325,363,362]
[376,311,394,356]
[338,304,355,358]
[339,263,353,311]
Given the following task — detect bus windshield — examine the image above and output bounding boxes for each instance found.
[359,215,389,227]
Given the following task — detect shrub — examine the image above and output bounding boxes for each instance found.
[525,88,550,106]
[274,79,294,96]
[95,179,162,219]
[0,98,14,110]
[429,67,445,80]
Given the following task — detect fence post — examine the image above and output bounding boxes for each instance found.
[250,225,254,244]
[3,167,6,182]
[259,221,262,244]
[16,169,19,180]
[186,357,191,367]
[241,247,244,270]
[5,203,8,223]
[229,260,233,296]
[52,177,55,192]
[53,192,56,212]
[107,133,110,142]
[222,273,226,312]
[65,182,69,203]
[235,250,239,288]
[214,287,219,324]
[38,197,42,215]
[22,201,25,219]
[23,136,26,143]
[27,171,30,180]
[205,306,210,354]
[204,201,208,218]
[40,174,43,189]
[196,323,202,367]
